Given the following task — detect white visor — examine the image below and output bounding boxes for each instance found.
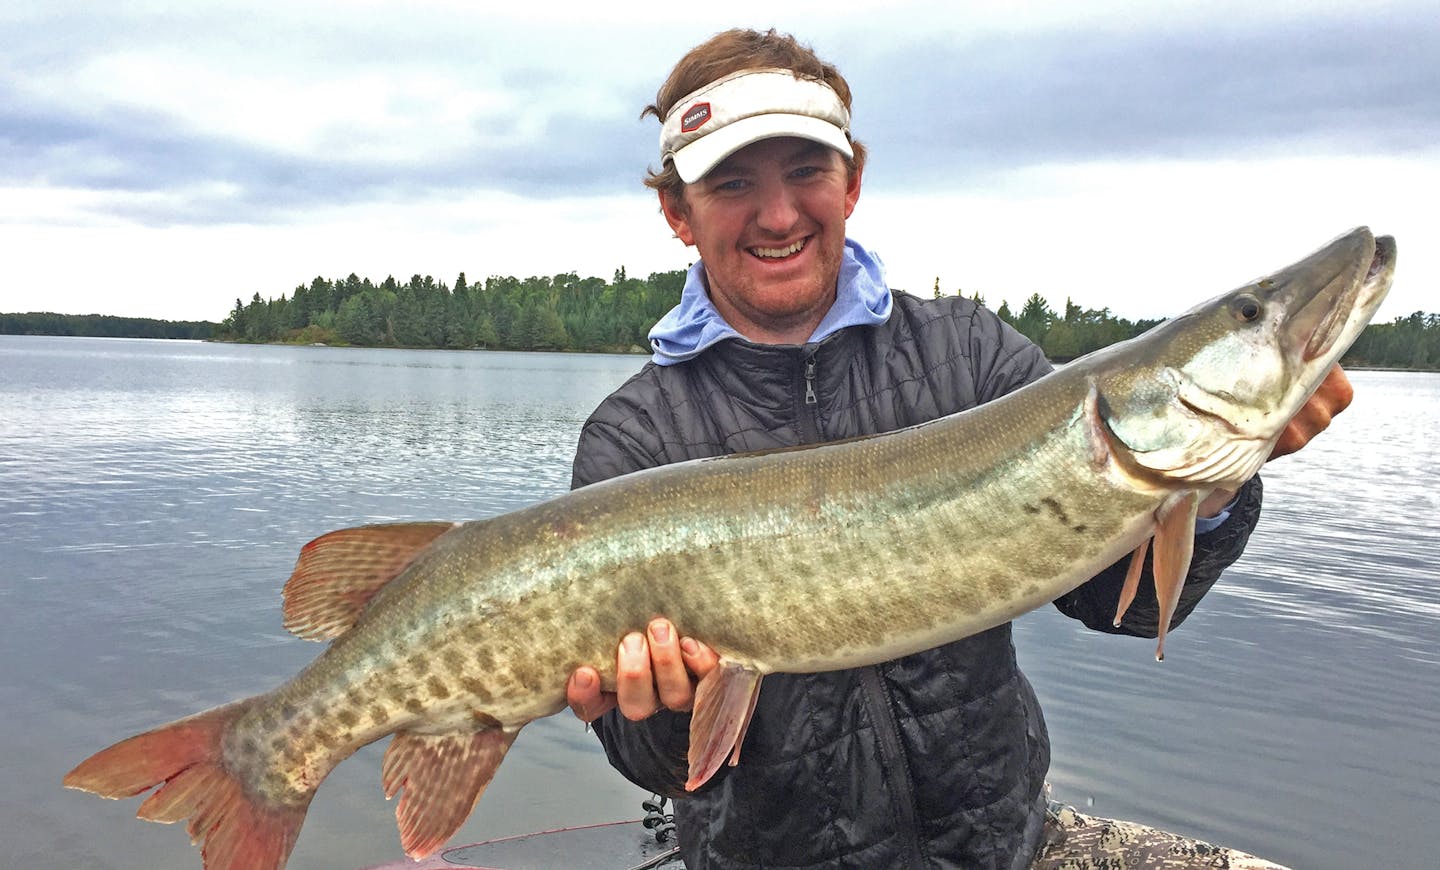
[659,68,853,183]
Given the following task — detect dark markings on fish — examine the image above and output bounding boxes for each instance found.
[441,648,465,671]
[1022,503,1041,515]
[280,704,298,721]
[336,709,358,728]
[1073,524,1088,533]
[426,676,451,700]
[241,737,259,756]
[369,705,390,726]
[313,729,335,749]
[461,676,492,703]
[271,736,289,751]
[471,711,503,729]
[1040,497,1072,527]
[404,697,424,715]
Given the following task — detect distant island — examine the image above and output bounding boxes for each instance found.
[1,312,215,340]
[4,269,1436,369]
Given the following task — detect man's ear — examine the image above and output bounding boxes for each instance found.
[843,157,863,219]
[659,189,695,246]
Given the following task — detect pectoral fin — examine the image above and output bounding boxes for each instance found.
[382,726,520,859]
[686,660,763,791]
[1113,537,1151,628]
[1151,491,1200,661]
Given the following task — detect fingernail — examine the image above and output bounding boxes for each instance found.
[680,637,699,656]
[623,633,645,655]
[573,670,593,690]
[650,621,670,644]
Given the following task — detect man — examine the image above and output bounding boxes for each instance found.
[566,28,1348,869]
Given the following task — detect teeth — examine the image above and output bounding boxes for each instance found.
[752,240,805,259]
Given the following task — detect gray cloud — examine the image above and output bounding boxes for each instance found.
[3,5,1436,226]
[849,10,1440,188]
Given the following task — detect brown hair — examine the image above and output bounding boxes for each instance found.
[642,28,868,201]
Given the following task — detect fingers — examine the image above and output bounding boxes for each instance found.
[646,619,693,713]
[567,666,615,723]
[571,619,724,723]
[616,630,660,721]
[679,634,720,680]
[1270,365,1352,460]
[1316,365,1355,415]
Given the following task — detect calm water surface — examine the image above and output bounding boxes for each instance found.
[1,335,1435,869]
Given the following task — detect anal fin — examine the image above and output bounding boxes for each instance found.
[1113,537,1151,628]
[686,661,763,792]
[382,726,520,859]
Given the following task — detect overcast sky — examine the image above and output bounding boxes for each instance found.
[3,0,1436,323]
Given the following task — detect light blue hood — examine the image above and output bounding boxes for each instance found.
[647,238,893,365]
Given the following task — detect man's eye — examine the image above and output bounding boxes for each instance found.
[714,178,746,192]
[791,166,819,179]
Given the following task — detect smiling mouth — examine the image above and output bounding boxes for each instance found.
[750,238,807,259]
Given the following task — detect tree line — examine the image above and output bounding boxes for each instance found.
[216,269,686,352]
[0,312,214,340]
[5,277,1435,370]
[982,288,1438,370]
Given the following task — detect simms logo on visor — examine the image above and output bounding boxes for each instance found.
[680,102,711,133]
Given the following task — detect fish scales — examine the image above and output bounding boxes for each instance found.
[65,228,1396,869]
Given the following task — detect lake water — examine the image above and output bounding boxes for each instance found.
[1,335,1435,870]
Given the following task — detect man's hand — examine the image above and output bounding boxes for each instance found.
[568,618,720,723]
[1270,365,1354,460]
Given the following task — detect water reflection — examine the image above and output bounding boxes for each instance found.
[2,336,1435,870]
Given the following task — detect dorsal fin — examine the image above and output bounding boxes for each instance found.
[281,522,458,641]
[382,727,520,859]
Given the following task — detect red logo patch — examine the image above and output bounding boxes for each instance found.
[681,102,712,133]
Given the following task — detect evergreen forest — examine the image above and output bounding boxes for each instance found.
[4,272,1436,370]
[217,269,685,353]
[0,312,214,340]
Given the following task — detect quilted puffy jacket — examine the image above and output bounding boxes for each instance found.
[570,291,1263,869]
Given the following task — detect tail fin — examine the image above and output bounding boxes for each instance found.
[64,700,310,870]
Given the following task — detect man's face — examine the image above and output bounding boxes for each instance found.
[660,136,862,344]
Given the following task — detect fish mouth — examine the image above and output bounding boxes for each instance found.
[1283,229,1395,363]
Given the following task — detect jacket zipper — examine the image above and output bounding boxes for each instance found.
[797,353,823,443]
[859,666,926,867]
[801,352,923,863]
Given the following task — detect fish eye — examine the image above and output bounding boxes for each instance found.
[1230,295,1263,323]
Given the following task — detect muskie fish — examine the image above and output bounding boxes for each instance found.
[66,228,1395,869]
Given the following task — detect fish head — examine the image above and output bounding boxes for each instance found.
[1095,227,1395,489]
[1171,227,1394,431]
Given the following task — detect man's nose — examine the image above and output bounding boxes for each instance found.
[754,181,800,234]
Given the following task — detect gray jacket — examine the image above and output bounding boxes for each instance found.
[570,292,1262,869]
